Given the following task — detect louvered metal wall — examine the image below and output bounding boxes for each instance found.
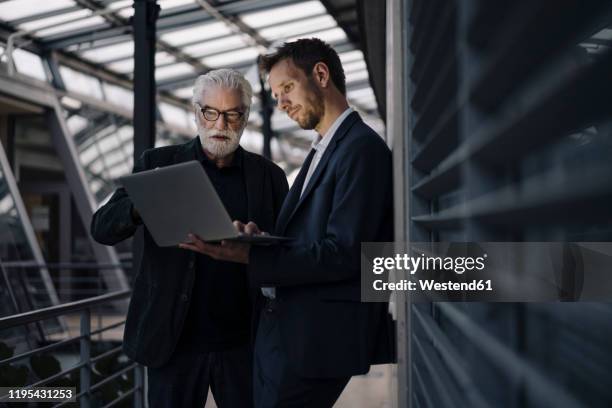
[400,1,612,407]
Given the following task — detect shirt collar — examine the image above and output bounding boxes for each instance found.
[194,136,243,169]
[311,107,354,151]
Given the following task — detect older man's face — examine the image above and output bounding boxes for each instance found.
[195,87,246,158]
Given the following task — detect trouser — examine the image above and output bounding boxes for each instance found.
[147,343,253,408]
[254,299,351,408]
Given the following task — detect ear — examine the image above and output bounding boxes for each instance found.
[312,62,330,88]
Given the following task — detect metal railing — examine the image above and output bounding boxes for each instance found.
[0,290,144,408]
[2,261,133,306]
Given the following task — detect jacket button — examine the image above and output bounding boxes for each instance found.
[180,294,189,302]
[188,260,195,269]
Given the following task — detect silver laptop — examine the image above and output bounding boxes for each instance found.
[119,160,290,247]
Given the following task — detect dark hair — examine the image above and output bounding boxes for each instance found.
[259,38,346,95]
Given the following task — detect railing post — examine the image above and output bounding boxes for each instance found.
[134,364,145,407]
[80,308,91,408]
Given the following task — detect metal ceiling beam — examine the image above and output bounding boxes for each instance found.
[74,114,116,145]
[157,62,254,90]
[156,72,201,90]
[0,72,57,108]
[104,34,268,66]
[156,0,301,32]
[1,1,379,118]
[9,5,84,26]
[209,0,303,16]
[140,10,327,56]
[0,66,194,139]
[72,0,211,81]
[157,39,356,92]
[42,0,301,50]
[43,25,132,50]
[196,0,269,49]
[0,22,191,109]
[53,51,192,109]
[4,14,359,104]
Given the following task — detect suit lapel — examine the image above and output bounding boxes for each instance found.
[172,137,198,163]
[279,112,361,234]
[276,148,315,234]
[242,151,264,223]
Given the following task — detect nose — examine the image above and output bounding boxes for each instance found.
[214,113,227,130]
[278,95,290,112]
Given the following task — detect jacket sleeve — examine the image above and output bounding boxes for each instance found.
[90,151,148,246]
[250,136,392,287]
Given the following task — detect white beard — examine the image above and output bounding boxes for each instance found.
[197,125,243,159]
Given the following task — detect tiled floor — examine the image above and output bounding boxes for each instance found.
[204,364,393,407]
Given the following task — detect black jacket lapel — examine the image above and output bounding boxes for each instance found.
[281,112,361,230]
[172,137,199,163]
[276,148,315,234]
[242,150,264,223]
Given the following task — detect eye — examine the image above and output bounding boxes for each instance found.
[202,109,219,121]
[283,83,293,94]
[225,111,243,122]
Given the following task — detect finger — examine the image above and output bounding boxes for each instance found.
[188,232,206,243]
[179,243,206,255]
[184,235,223,255]
[233,220,246,233]
[187,233,213,251]
[244,222,261,235]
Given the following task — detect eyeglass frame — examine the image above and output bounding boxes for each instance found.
[194,103,246,124]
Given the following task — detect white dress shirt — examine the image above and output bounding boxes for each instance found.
[300,107,354,197]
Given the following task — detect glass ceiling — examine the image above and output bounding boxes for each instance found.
[0,0,382,201]
[0,0,372,101]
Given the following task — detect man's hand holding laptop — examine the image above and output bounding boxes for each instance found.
[179,220,264,264]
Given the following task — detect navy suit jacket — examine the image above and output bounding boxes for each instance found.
[250,112,395,378]
[91,138,288,367]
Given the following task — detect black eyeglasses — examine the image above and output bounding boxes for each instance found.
[195,104,245,124]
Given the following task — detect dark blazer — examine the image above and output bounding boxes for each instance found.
[90,138,288,368]
[250,112,395,378]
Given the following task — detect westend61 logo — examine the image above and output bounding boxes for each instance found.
[362,242,612,302]
[372,253,488,275]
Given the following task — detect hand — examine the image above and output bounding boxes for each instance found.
[179,233,251,264]
[233,220,268,236]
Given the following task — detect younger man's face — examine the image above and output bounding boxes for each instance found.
[269,58,324,131]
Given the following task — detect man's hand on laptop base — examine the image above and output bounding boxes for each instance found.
[234,220,268,236]
[178,220,267,264]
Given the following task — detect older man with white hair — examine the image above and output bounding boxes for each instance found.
[91,68,288,408]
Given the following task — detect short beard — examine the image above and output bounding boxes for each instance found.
[197,125,244,159]
[297,79,325,130]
